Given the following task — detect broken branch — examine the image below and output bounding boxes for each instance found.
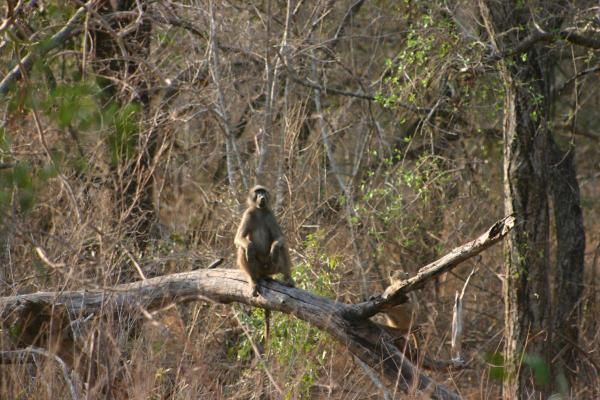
[342,215,515,320]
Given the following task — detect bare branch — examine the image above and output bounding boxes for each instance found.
[451,267,476,364]
[489,28,600,62]
[555,65,600,95]
[343,215,515,320]
[208,1,248,191]
[279,54,438,114]
[255,0,276,184]
[332,0,366,47]
[0,3,90,96]
[233,310,284,396]
[309,45,371,298]
[354,356,391,400]
[0,0,25,34]
[559,28,600,49]
[0,162,16,169]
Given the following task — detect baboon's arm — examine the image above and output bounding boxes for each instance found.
[234,211,251,249]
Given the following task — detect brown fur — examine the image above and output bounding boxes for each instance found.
[381,270,415,334]
[235,185,294,297]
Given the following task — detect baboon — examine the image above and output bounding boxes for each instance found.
[376,271,459,370]
[382,270,416,334]
[235,185,294,297]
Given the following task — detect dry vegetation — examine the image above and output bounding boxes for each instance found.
[1,1,599,399]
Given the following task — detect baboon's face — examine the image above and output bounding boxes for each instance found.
[390,270,409,282]
[254,189,268,208]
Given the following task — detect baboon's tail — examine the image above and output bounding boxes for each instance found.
[264,308,271,343]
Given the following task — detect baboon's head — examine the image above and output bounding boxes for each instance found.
[389,270,410,283]
[249,185,270,209]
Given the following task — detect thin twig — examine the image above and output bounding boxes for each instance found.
[486,27,600,63]
[208,1,247,191]
[122,246,147,280]
[273,0,294,215]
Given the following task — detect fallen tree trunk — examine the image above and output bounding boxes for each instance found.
[0,216,514,399]
[1,269,458,398]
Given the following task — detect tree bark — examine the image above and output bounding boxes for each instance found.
[501,69,550,399]
[548,136,585,379]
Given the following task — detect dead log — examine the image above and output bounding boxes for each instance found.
[0,217,514,399]
[1,269,458,398]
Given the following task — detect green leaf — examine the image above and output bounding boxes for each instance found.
[485,352,506,381]
[0,128,9,153]
[12,163,33,189]
[9,323,22,339]
[523,353,551,386]
[18,187,35,212]
[107,102,142,164]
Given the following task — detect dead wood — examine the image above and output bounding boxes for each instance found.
[0,217,514,399]
[0,269,459,399]
[342,215,515,320]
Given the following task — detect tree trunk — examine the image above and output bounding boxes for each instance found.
[481,3,565,397]
[548,136,585,382]
[501,67,551,399]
